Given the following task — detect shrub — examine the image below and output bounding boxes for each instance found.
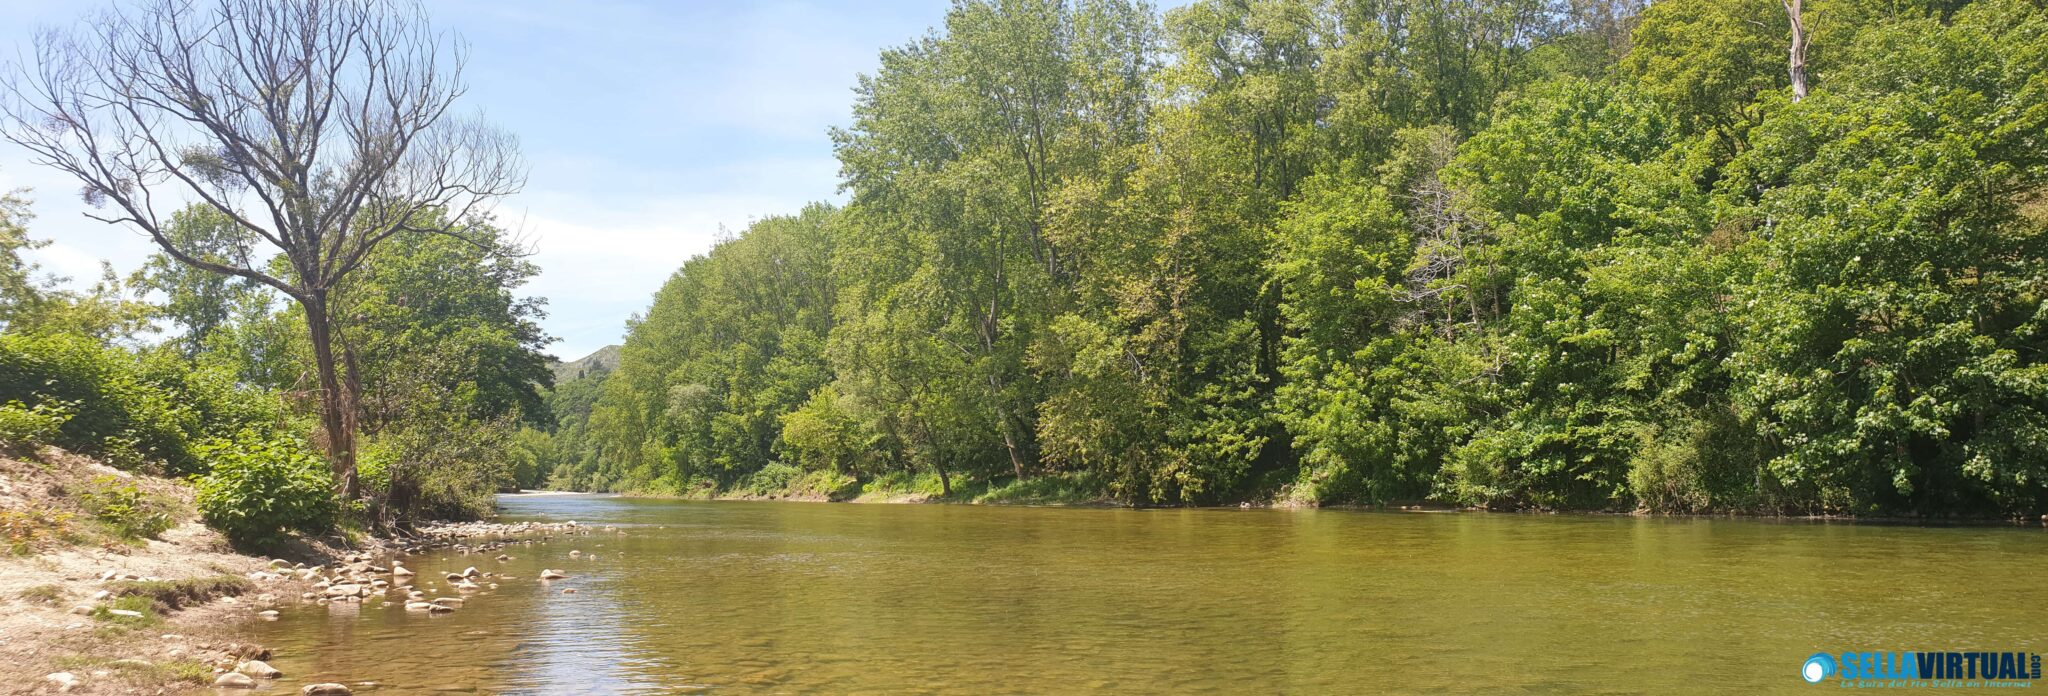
[0,504,76,554]
[366,412,517,523]
[75,475,178,540]
[0,399,71,452]
[0,334,287,475]
[194,432,336,547]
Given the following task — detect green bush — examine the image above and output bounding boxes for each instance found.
[0,399,71,452]
[365,412,518,523]
[194,432,336,547]
[0,333,285,474]
[75,475,177,540]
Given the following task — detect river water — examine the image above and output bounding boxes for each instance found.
[250,494,2047,694]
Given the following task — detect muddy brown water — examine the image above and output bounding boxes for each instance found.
[250,494,2048,693]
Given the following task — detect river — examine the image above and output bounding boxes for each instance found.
[250,494,2047,693]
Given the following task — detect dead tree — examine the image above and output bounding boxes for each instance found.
[1784,0,1808,101]
[0,0,525,497]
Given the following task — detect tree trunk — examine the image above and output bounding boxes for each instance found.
[302,292,359,500]
[1784,0,1809,102]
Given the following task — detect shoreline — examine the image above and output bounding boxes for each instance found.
[545,487,2048,529]
[0,448,593,695]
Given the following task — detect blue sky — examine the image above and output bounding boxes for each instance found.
[0,0,955,360]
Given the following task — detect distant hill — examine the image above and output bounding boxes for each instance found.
[549,344,621,384]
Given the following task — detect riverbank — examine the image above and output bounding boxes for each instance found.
[0,448,350,693]
[589,469,1131,508]
[0,448,594,694]
[560,469,2048,526]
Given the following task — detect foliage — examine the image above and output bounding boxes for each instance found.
[505,0,2048,519]
[362,411,523,522]
[75,475,177,540]
[194,432,337,547]
[0,398,71,452]
[0,333,285,474]
[0,504,76,555]
[5,0,2045,519]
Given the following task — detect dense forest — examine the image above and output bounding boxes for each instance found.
[527,0,2048,517]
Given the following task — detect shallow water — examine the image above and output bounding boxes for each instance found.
[252,495,2048,693]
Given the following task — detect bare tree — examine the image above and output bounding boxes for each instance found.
[1784,0,1808,101]
[0,0,525,497]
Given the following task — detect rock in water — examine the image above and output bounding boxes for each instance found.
[539,569,568,579]
[392,565,415,576]
[237,660,283,678]
[215,672,257,688]
[462,566,480,578]
[301,684,353,695]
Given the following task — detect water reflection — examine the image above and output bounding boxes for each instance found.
[252,496,2048,694]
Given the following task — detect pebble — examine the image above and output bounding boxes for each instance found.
[44,672,78,692]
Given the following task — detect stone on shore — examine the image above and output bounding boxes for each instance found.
[237,660,284,678]
[44,672,78,692]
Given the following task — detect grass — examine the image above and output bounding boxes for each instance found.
[973,471,1111,505]
[16,583,66,603]
[73,475,181,541]
[53,655,213,686]
[89,595,162,631]
[107,574,254,612]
